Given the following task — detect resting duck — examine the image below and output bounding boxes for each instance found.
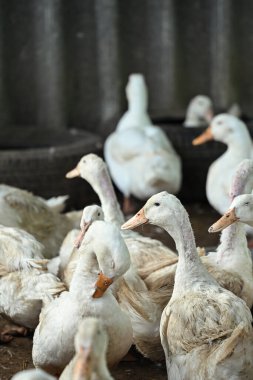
[104,73,181,213]
[32,221,132,375]
[60,318,114,380]
[122,192,253,380]
[193,114,252,214]
[0,225,49,276]
[0,184,81,258]
[0,269,65,330]
[0,224,65,333]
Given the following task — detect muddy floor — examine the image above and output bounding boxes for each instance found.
[0,203,221,380]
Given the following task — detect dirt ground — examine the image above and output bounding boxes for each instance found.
[0,203,220,380]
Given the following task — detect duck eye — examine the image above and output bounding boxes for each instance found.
[154,202,160,207]
[244,202,249,206]
[82,159,86,163]
[98,213,100,216]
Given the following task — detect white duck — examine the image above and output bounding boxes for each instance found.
[193,114,252,214]
[59,205,104,284]
[122,192,253,380]
[0,184,69,213]
[66,153,177,275]
[104,73,181,213]
[0,224,65,331]
[0,225,48,275]
[184,95,213,127]
[0,184,81,258]
[32,221,132,376]
[60,318,114,380]
[59,201,164,361]
[0,269,66,330]
[205,159,253,307]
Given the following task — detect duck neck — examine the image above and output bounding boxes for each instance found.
[165,210,214,294]
[70,250,98,297]
[89,166,125,226]
[226,134,252,158]
[216,222,248,263]
[128,94,148,114]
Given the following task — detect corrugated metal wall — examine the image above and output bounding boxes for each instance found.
[0,0,253,135]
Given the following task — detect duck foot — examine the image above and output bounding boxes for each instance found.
[123,196,137,215]
[0,323,27,343]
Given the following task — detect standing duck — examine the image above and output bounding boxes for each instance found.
[122,192,253,380]
[104,73,181,213]
[205,159,253,307]
[193,114,252,214]
[66,153,177,275]
[32,221,132,375]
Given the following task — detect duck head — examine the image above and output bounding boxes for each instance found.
[209,194,253,232]
[121,191,184,233]
[66,154,106,182]
[73,318,108,380]
[192,113,249,146]
[74,205,104,249]
[185,95,213,125]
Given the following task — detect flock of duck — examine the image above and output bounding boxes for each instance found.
[1,73,253,380]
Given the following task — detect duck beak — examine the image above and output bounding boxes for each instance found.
[121,208,148,230]
[74,222,92,249]
[65,165,80,178]
[192,126,213,145]
[73,346,92,380]
[92,272,113,298]
[208,208,239,233]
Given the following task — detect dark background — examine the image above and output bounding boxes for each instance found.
[0,0,252,208]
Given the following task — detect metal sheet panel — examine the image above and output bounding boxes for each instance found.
[0,0,252,133]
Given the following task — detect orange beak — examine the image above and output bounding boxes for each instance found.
[92,272,113,298]
[121,208,148,230]
[208,208,239,233]
[74,222,92,249]
[65,166,80,179]
[73,346,92,380]
[192,126,213,145]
